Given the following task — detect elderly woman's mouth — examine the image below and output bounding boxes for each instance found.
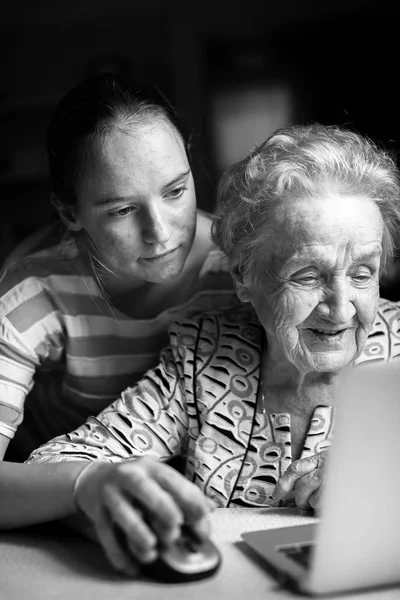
[313,328,345,335]
[306,328,349,342]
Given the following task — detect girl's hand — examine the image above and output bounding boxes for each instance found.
[75,457,213,575]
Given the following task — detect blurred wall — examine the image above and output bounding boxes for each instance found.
[1,0,399,269]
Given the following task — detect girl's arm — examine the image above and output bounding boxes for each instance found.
[20,339,208,575]
[0,460,88,528]
[0,457,213,578]
[0,433,9,460]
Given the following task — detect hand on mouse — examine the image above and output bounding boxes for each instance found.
[74,457,214,575]
[272,450,328,512]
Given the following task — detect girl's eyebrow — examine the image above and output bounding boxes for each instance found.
[95,195,132,207]
[95,169,191,207]
[160,169,191,193]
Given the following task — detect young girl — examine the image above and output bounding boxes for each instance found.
[0,73,236,462]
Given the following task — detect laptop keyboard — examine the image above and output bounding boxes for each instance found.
[278,543,315,568]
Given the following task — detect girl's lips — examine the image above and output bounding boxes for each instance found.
[140,247,179,262]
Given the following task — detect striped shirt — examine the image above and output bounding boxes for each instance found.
[0,228,237,459]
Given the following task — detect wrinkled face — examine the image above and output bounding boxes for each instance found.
[244,195,383,374]
[74,121,197,286]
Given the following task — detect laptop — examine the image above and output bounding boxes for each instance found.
[241,360,400,596]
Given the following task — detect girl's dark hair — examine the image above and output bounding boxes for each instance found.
[47,72,191,206]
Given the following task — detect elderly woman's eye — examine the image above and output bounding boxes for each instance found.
[295,274,319,285]
[353,273,372,283]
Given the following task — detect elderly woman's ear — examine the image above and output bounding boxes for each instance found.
[230,262,251,303]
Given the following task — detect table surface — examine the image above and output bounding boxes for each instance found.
[0,508,399,600]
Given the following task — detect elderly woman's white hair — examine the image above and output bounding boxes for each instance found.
[212,123,400,283]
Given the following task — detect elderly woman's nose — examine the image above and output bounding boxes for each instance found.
[323,281,356,322]
[141,205,172,244]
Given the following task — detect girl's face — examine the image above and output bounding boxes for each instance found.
[74,121,197,287]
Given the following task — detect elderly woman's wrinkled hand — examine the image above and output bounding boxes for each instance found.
[272,451,329,512]
[74,458,214,575]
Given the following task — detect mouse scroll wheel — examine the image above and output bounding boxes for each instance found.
[181,537,201,554]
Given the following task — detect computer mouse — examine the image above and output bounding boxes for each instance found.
[143,524,222,583]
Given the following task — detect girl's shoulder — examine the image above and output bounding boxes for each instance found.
[195,209,213,247]
[186,210,226,272]
[0,234,88,300]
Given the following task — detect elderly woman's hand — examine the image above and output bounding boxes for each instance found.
[272,451,329,512]
[74,457,213,575]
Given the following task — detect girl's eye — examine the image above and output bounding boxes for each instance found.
[108,206,134,218]
[168,186,186,199]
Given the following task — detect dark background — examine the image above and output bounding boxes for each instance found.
[1,0,400,295]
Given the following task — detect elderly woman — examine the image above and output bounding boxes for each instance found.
[4,123,400,574]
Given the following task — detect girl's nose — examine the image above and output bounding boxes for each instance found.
[141,206,171,244]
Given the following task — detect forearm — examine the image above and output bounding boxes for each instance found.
[0,461,90,528]
[0,433,10,460]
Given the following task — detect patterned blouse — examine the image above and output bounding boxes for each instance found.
[27,297,400,508]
